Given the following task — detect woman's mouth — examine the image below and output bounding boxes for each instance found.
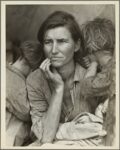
[50,57,62,61]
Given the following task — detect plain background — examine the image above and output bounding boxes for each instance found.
[6,5,115,43]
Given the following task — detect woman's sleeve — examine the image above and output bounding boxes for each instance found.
[26,70,49,141]
[81,67,113,97]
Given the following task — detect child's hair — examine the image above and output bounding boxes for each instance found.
[20,41,44,70]
[82,18,115,54]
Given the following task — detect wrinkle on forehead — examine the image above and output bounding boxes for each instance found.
[44,26,72,40]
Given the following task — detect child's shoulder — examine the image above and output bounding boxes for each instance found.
[102,57,115,70]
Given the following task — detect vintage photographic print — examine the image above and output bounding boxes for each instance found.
[0,0,119,149]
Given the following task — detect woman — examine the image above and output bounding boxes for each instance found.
[27,11,110,145]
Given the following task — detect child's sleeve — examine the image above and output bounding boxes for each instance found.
[81,62,114,97]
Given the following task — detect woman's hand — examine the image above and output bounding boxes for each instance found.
[40,58,64,91]
[39,59,64,143]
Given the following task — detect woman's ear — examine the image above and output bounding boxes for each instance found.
[74,39,81,52]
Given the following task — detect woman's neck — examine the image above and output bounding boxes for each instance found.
[56,59,75,81]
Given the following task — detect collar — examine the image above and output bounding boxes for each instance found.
[7,63,26,80]
[73,63,86,82]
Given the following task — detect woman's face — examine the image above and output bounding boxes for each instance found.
[43,26,78,68]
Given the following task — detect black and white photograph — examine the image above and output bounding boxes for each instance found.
[0,0,119,149]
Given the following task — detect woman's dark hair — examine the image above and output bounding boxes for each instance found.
[37,11,85,61]
[20,41,44,70]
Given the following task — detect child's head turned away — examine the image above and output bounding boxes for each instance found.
[20,41,44,70]
[82,18,115,54]
[82,18,115,66]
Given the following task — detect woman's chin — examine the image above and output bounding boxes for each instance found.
[51,62,63,68]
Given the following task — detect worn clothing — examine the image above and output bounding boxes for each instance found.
[56,112,105,140]
[27,63,110,141]
[29,139,103,147]
[81,58,115,97]
[6,64,30,121]
[6,64,31,146]
[56,98,108,141]
[6,110,31,146]
[102,58,116,146]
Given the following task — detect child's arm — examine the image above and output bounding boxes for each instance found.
[81,67,112,97]
[81,58,114,97]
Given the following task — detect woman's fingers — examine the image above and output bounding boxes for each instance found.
[40,58,51,73]
[40,58,59,79]
[40,58,50,70]
[45,62,53,79]
[40,58,52,79]
[39,58,63,89]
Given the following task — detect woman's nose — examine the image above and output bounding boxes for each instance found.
[52,42,58,54]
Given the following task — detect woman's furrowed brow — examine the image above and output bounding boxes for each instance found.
[57,38,69,42]
[44,37,69,41]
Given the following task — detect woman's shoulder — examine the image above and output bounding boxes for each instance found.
[26,68,47,86]
[28,68,44,78]
[75,63,87,79]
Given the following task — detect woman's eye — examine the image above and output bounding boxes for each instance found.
[58,39,68,43]
[44,40,52,44]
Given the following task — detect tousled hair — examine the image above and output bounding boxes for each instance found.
[82,18,115,54]
[20,41,44,70]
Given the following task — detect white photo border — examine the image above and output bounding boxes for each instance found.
[1,1,119,149]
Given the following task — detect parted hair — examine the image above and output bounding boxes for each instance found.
[20,41,44,70]
[82,18,115,54]
[37,11,85,62]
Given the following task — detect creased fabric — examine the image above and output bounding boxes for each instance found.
[53,138,103,147]
[6,64,31,146]
[80,58,114,97]
[6,64,30,121]
[56,112,106,140]
[6,110,31,146]
[26,63,110,141]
